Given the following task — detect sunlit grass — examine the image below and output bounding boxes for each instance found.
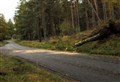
[17,30,120,57]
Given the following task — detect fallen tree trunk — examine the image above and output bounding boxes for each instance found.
[75,20,120,47]
[75,34,100,46]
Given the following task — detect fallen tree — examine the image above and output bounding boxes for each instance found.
[75,20,120,46]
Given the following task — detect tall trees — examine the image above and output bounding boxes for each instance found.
[0,14,7,40]
[7,19,15,38]
[14,0,120,41]
[15,0,71,40]
[81,0,120,30]
[14,0,37,40]
[70,0,75,29]
[70,0,80,32]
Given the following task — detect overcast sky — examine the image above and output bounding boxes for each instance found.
[0,0,19,21]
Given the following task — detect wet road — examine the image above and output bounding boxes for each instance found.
[0,41,120,82]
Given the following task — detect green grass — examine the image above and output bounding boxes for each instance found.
[17,32,120,57]
[0,55,70,82]
[18,37,74,51]
[75,36,120,56]
[0,41,7,47]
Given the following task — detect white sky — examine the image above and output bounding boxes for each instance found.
[0,0,19,22]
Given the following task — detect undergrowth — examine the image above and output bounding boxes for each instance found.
[0,41,7,47]
[18,30,120,57]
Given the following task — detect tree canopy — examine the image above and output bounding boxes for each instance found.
[0,14,7,41]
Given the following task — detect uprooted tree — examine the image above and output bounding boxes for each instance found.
[75,20,120,46]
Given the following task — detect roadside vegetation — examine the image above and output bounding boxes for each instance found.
[18,30,120,57]
[0,0,120,57]
[0,0,119,82]
[0,41,7,47]
[0,55,70,82]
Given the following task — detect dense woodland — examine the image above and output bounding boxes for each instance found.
[0,0,120,41]
[0,14,14,41]
[0,14,7,40]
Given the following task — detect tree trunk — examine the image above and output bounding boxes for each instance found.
[70,0,75,29]
[76,0,80,31]
[75,33,100,46]
[102,1,107,21]
[92,9,96,28]
[38,18,42,42]
[42,2,47,40]
[84,1,89,30]
[93,0,98,13]
[87,0,101,23]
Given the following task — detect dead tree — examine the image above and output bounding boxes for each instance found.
[75,20,120,46]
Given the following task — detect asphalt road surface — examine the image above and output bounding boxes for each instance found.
[0,41,120,82]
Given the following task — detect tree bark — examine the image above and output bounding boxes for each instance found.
[75,34,100,46]
[76,0,80,31]
[84,1,89,30]
[87,0,101,23]
[42,1,47,40]
[70,0,75,29]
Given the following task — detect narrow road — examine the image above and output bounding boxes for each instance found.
[0,41,120,82]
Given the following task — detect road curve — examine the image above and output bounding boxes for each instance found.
[0,41,120,82]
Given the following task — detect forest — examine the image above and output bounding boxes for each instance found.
[0,0,120,56]
[14,0,120,40]
[0,1,120,81]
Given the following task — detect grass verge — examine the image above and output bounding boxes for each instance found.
[17,31,120,57]
[0,55,70,82]
[0,41,7,47]
[75,35,120,56]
